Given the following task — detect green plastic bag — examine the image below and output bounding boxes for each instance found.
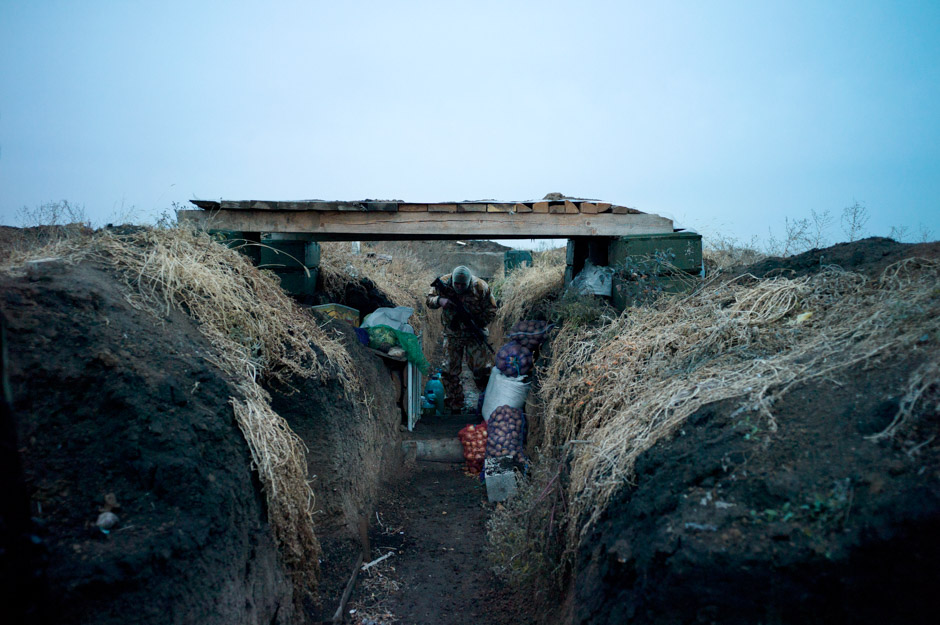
[366,325,430,375]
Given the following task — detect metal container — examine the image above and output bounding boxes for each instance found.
[504,250,533,275]
[608,232,702,274]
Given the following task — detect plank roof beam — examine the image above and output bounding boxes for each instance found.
[177,209,674,241]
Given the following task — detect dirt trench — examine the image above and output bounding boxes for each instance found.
[0,253,532,624]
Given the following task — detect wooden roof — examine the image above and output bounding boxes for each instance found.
[179,198,674,240]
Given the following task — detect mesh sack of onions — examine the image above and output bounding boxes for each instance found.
[495,341,533,378]
[458,422,488,474]
[508,320,554,350]
[484,405,526,463]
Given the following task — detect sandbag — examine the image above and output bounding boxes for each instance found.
[458,422,488,474]
[482,367,530,422]
[485,406,526,463]
[508,320,554,350]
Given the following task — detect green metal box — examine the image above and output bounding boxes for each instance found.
[258,240,320,269]
[608,232,702,274]
[273,267,319,297]
[504,250,533,275]
[208,230,261,265]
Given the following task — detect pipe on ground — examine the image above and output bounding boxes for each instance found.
[402,439,464,463]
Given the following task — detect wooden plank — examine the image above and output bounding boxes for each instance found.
[532,202,549,213]
[428,204,457,213]
[362,202,399,212]
[549,202,566,214]
[178,209,674,240]
[457,203,487,213]
[612,205,640,214]
[565,200,579,214]
[191,200,220,210]
[513,203,533,213]
[487,203,512,213]
[595,202,612,213]
[209,200,375,211]
[580,202,598,214]
[399,203,428,212]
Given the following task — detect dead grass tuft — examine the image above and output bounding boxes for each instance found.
[491,249,565,346]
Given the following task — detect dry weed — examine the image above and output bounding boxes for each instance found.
[491,249,565,346]
[533,258,940,555]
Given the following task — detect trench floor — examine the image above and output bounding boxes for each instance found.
[345,450,530,624]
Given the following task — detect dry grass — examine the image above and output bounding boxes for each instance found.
[491,248,565,346]
[93,228,362,597]
[2,225,359,600]
[703,234,766,272]
[535,259,940,551]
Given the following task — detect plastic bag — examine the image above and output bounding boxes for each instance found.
[361,306,416,334]
[366,325,430,374]
[569,260,614,296]
[481,367,530,422]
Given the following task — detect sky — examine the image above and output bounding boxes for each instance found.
[1,0,938,249]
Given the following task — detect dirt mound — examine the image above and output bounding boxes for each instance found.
[1,260,295,624]
[744,236,940,278]
[569,238,940,624]
[0,251,407,623]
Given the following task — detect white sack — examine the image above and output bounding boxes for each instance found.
[482,367,530,422]
[361,306,416,334]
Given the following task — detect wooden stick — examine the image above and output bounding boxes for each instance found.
[331,553,364,624]
[361,551,394,571]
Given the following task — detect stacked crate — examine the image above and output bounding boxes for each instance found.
[607,232,702,310]
[258,233,321,296]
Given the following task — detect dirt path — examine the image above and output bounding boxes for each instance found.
[346,459,528,625]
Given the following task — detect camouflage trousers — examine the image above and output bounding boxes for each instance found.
[441,334,492,411]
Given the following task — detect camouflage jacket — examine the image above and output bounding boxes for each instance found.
[426,273,498,336]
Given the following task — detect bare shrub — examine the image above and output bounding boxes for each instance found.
[888,224,910,242]
[17,200,89,227]
[841,201,869,242]
[809,208,833,248]
[767,216,812,257]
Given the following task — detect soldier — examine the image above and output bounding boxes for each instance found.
[426,266,498,413]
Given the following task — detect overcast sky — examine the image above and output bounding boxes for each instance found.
[2,0,938,248]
